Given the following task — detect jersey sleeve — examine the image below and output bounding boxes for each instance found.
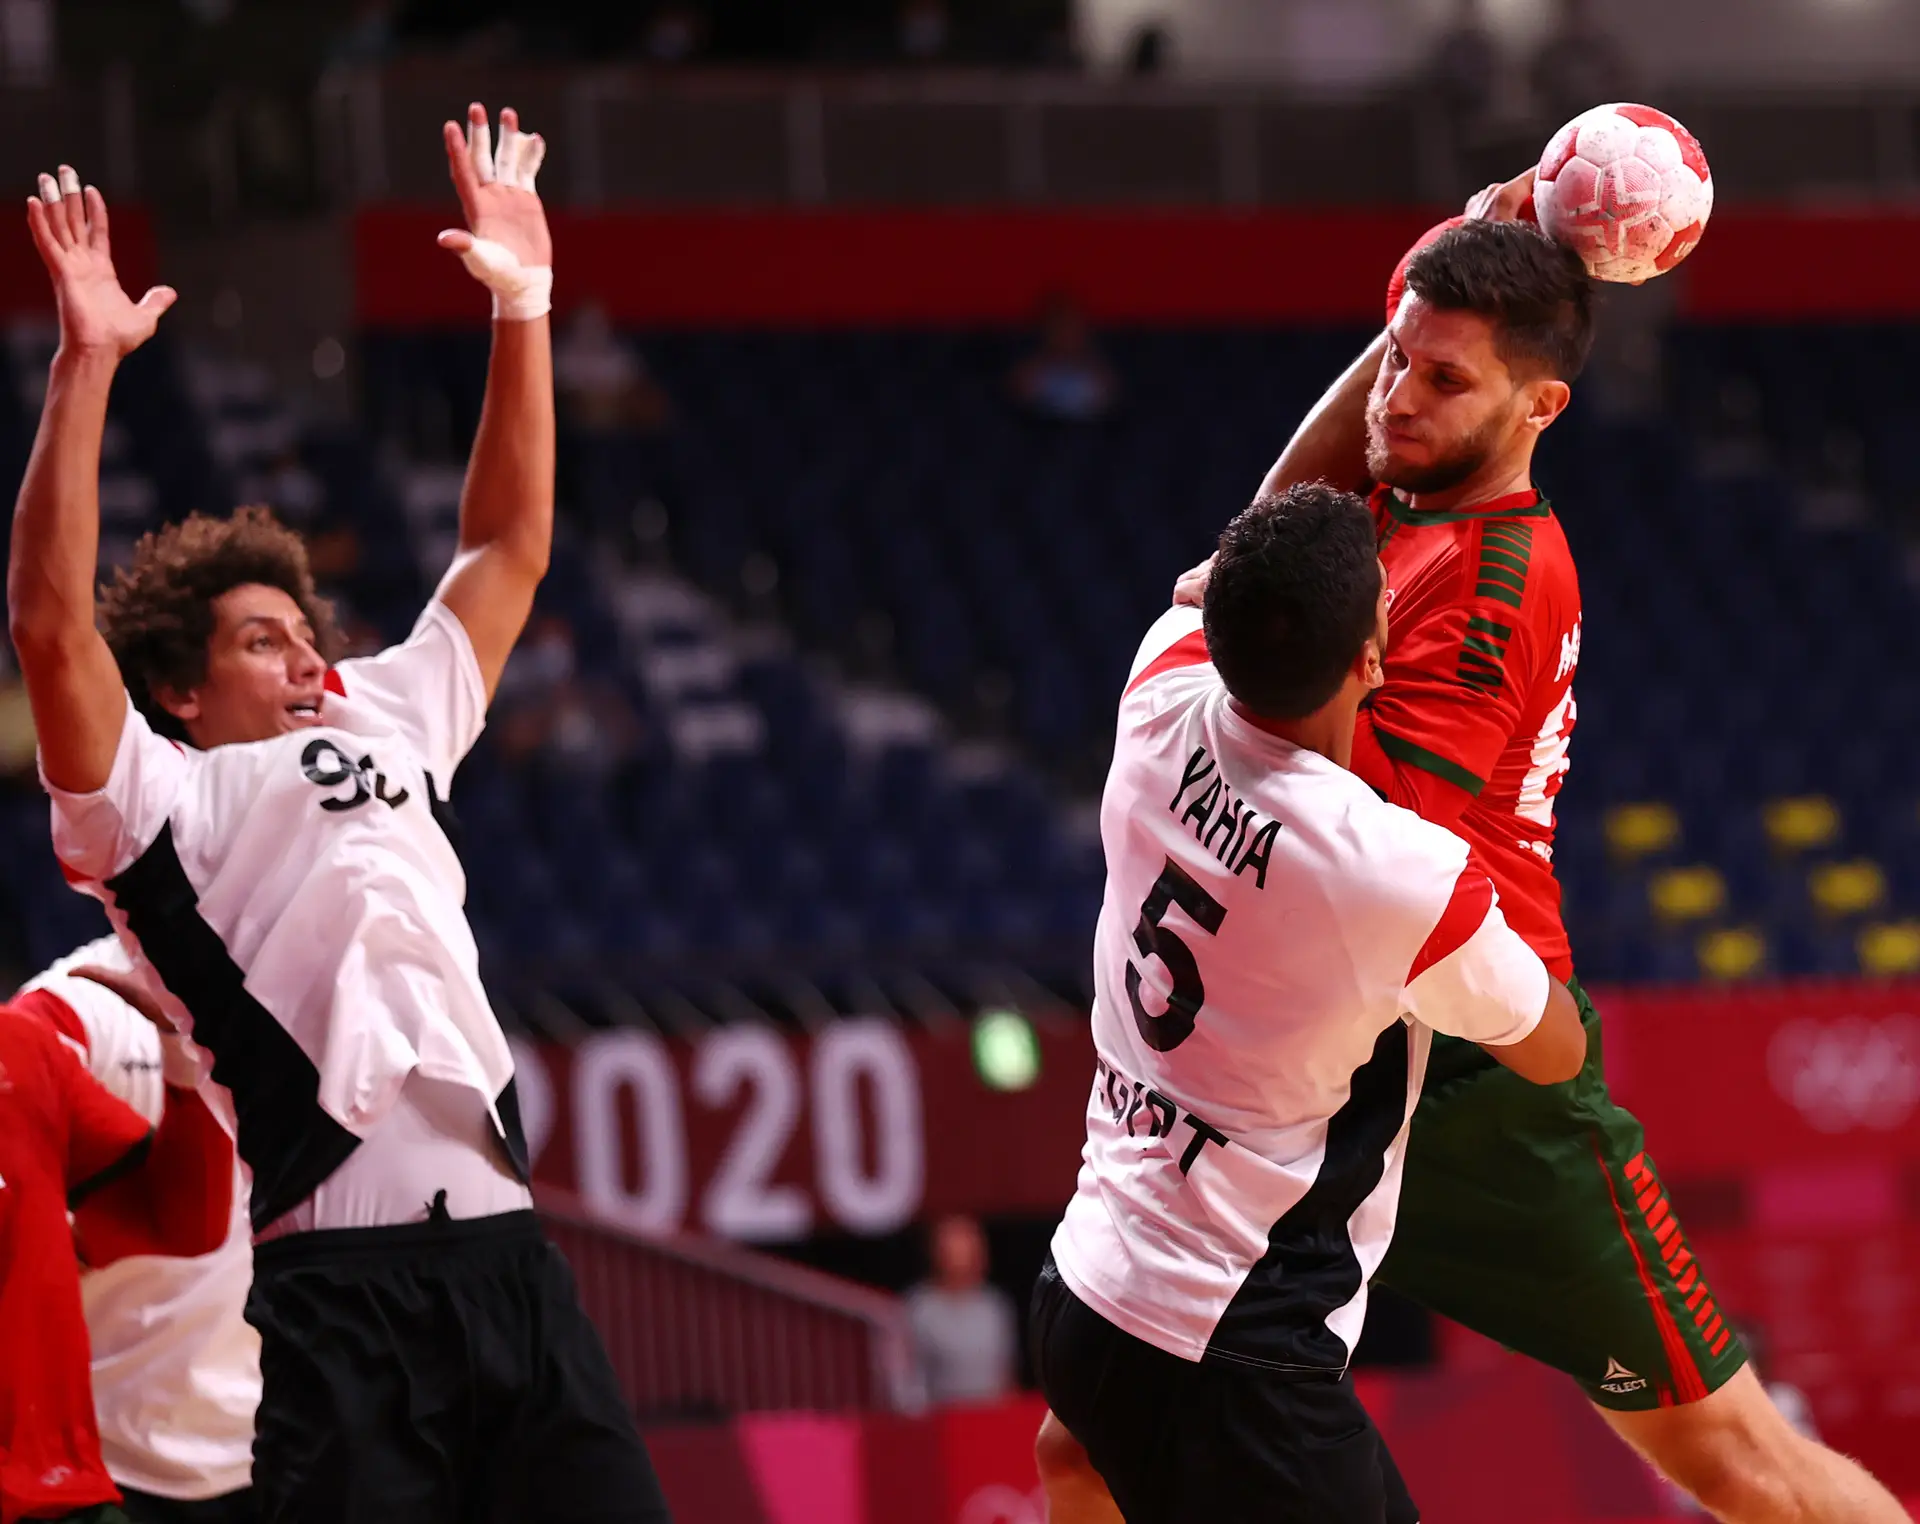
[73,1080,233,1266]
[1354,593,1537,822]
[328,599,488,780]
[47,1022,156,1200]
[42,695,191,882]
[1124,605,1209,694]
[1400,865,1549,1046]
[18,972,166,1124]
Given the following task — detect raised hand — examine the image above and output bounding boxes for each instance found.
[438,103,552,320]
[1173,554,1214,609]
[1464,168,1537,225]
[26,167,176,357]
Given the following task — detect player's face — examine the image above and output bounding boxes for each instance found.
[1366,297,1526,495]
[161,583,329,748]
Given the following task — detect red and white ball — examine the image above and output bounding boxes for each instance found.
[1534,103,1713,284]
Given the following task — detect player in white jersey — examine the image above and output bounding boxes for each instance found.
[1030,483,1587,1523]
[9,108,670,1522]
[20,939,258,1524]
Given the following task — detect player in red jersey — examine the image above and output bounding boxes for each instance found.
[1035,191,1907,1524]
[0,976,232,1524]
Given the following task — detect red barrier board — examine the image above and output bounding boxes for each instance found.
[357,204,1920,326]
[1601,982,1920,1183]
[512,982,1920,1240]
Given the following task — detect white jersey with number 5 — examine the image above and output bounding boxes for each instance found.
[1051,606,1550,1372]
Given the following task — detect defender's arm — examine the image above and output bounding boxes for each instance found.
[9,171,174,792]
[428,103,555,703]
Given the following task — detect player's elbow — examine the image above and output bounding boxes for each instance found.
[8,599,88,665]
[459,530,550,586]
[1532,1022,1586,1084]
[1505,980,1587,1084]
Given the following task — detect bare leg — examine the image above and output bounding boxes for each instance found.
[1599,1366,1907,1524]
[1035,1409,1124,1524]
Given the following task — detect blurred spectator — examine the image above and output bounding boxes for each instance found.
[1695,375,1773,482]
[1009,295,1117,425]
[1427,0,1500,139]
[242,445,327,528]
[642,3,705,65]
[328,0,398,66]
[556,303,674,437]
[905,1215,1017,1408]
[1799,427,1872,531]
[1529,0,1632,126]
[1127,21,1169,77]
[897,0,950,63]
[493,615,644,781]
[1,0,53,86]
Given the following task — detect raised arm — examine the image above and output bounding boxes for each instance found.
[9,169,175,792]
[429,103,555,703]
[1172,173,1538,606]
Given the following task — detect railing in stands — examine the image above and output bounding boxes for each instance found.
[536,1186,914,1418]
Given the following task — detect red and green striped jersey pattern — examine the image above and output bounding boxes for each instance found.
[1365,486,1582,980]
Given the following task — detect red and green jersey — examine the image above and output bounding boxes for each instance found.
[1353,485,1581,981]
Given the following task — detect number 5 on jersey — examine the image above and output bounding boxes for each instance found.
[1126,858,1228,1052]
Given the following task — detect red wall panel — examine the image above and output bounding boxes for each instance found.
[356,204,1920,326]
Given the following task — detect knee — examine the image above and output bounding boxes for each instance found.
[1657,1419,1808,1522]
[1035,1410,1096,1485]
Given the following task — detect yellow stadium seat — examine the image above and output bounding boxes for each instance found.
[1807,859,1887,918]
[1858,921,1920,978]
[1762,796,1841,854]
[1603,802,1680,860]
[1697,926,1767,982]
[1648,865,1727,923]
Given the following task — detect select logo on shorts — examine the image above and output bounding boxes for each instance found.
[1600,1357,1648,1396]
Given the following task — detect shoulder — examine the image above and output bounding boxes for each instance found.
[1125,606,1210,691]
[0,1003,63,1077]
[1317,780,1472,915]
[1120,607,1216,721]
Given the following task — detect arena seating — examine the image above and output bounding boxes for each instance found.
[1,319,1913,996]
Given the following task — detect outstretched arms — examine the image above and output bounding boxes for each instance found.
[430,103,556,703]
[9,169,175,792]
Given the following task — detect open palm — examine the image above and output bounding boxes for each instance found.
[26,167,175,356]
[441,103,552,271]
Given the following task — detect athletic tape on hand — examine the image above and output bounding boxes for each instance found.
[466,116,545,192]
[452,236,553,322]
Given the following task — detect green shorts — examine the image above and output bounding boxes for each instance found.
[1377,978,1749,1411]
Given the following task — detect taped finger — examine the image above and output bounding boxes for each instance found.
[494,121,520,186]
[519,133,546,188]
[56,165,85,241]
[37,172,59,204]
[468,115,495,185]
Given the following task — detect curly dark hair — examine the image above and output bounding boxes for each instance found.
[1204,483,1382,721]
[98,506,343,743]
[1404,219,1595,381]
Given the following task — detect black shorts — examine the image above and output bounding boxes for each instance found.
[246,1210,672,1524]
[1029,1257,1418,1524]
[118,1490,256,1524]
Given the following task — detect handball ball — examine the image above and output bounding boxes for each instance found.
[1534,103,1713,284]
